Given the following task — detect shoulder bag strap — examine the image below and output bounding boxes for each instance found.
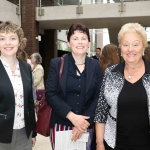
[58,57,64,82]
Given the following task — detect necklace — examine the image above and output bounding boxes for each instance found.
[75,62,85,65]
[11,59,18,74]
[125,62,143,80]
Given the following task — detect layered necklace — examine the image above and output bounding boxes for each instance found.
[125,61,143,80]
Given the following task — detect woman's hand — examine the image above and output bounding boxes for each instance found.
[34,100,40,107]
[66,112,90,132]
[32,137,36,147]
[71,127,84,142]
[96,143,105,150]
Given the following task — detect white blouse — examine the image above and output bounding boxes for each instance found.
[0,58,25,129]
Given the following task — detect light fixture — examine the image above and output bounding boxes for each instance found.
[36,35,41,41]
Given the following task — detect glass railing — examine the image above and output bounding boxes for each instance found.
[7,0,19,5]
[37,0,150,7]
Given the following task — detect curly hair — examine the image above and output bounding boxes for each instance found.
[30,53,42,64]
[118,23,147,48]
[0,21,27,53]
[100,44,120,74]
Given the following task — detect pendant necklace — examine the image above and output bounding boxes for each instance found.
[11,59,17,74]
[126,62,143,80]
[128,74,132,79]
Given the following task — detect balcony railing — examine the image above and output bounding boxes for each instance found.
[37,0,150,6]
[7,0,19,5]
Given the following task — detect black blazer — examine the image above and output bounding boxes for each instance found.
[46,54,103,128]
[0,59,36,143]
[92,55,99,60]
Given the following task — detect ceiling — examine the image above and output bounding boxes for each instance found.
[39,16,150,30]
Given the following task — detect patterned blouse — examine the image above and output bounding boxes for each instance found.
[0,58,25,129]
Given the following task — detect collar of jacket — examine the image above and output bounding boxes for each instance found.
[60,52,95,97]
[111,57,150,75]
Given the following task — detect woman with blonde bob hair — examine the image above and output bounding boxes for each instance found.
[0,21,36,150]
[99,43,120,74]
[94,23,150,150]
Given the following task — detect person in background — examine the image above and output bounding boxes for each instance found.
[148,41,150,47]
[46,22,103,150]
[144,46,150,61]
[30,53,45,91]
[94,23,150,150]
[99,43,120,74]
[0,21,36,150]
[90,43,120,150]
[17,50,37,103]
[17,50,28,62]
[92,47,101,60]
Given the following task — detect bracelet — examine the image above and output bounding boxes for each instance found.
[96,143,103,147]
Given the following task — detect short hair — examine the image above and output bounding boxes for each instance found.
[30,53,42,64]
[67,23,90,42]
[118,23,147,48]
[144,46,150,61]
[0,21,27,52]
[100,43,120,74]
[96,47,101,51]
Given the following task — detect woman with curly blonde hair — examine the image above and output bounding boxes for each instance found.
[99,43,120,74]
[0,21,36,150]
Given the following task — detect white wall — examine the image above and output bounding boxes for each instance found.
[0,0,21,26]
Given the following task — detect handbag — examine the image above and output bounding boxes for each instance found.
[35,57,64,137]
[36,89,45,100]
[35,90,45,114]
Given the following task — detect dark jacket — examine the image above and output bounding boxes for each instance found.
[0,59,36,143]
[46,54,103,128]
[92,55,99,60]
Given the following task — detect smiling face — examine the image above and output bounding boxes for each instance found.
[120,32,144,65]
[0,32,20,57]
[67,30,90,56]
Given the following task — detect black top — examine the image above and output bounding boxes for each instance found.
[57,53,86,126]
[116,77,150,149]
[66,53,86,115]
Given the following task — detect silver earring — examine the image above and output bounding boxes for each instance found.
[143,53,145,56]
